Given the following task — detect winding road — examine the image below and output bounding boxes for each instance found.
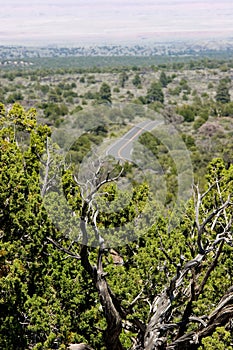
[106,119,162,162]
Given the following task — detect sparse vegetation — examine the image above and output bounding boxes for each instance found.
[0,52,233,350]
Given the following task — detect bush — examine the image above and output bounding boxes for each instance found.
[6,91,24,103]
[176,104,195,122]
[146,82,164,104]
[193,117,207,130]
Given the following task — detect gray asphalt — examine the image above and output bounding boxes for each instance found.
[106,119,162,162]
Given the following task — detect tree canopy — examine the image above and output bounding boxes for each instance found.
[0,103,233,350]
[215,80,231,104]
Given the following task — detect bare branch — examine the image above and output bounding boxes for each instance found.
[143,233,231,350]
[166,286,233,350]
[196,240,224,297]
[41,137,52,197]
[188,316,208,328]
[88,165,123,201]
[46,237,81,259]
[200,178,222,200]
[159,235,176,268]
[41,137,63,197]
[194,180,232,253]
[130,290,145,308]
[200,195,231,235]
[68,344,95,350]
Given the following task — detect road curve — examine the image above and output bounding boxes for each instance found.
[106,119,162,162]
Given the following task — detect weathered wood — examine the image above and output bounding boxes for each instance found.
[68,344,95,350]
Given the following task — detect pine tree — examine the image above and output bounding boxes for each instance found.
[215,80,231,104]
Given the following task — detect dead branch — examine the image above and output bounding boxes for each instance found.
[46,237,81,259]
[68,344,95,350]
[166,286,233,350]
[143,173,232,350]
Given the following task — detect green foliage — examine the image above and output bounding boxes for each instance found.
[6,91,24,103]
[181,134,196,150]
[176,104,195,122]
[132,73,141,87]
[97,182,149,232]
[40,102,68,120]
[0,103,102,349]
[0,102,6,117]
[65,130,105,165]
[119,72,128,88]
[168,85,182,96]
[71,105,83,114]
[40,84,50,94]
[199,327,232,350]
[159,71,172,87]
[221,101,233,116]
[1,57,233,348]
[137,131,179,204]
[215,79,231,104]
[193,117,206,130]
[83,90,98,100]
[98,82,112,104]
[146,81,164,104]
[86,75,96,84]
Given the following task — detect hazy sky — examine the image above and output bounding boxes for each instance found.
[1,0,233,45]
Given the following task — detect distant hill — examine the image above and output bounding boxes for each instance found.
[1,38,233,60]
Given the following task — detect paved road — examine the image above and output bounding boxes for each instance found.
[106,119,162,162]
